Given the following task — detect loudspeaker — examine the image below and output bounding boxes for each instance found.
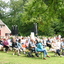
[34,23,38,36]
[11,25,15,35]
[15,25,18,35]
[11,25,18,35]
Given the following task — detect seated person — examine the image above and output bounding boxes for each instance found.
[49,40,57,52]
[17,39,22,55]
[28,39,39,57]
[46,38,52,49]
[36,40,50,60]
[50,40,61,56]
[0,38,3,50]
[3,38,9,53]
[22,43,26,54]
[11,38,19,55]
[61,39,64,55]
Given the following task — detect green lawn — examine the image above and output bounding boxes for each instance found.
[0,51,64,64]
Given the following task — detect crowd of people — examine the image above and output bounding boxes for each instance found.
[0,35,64,60]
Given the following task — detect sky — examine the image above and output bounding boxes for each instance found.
[2,0,10,3]
[2,0,10,12]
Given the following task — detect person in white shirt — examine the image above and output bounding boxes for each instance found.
[50,40,62,56]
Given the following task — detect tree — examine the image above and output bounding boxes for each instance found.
[0,0,8,19]
[0,0,64,36]
[21,0,64,36]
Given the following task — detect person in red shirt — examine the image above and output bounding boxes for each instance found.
[3,38,9,53]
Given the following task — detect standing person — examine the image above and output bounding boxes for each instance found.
[3,38,9,53]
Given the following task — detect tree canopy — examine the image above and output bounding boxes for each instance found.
[0,0,64,36]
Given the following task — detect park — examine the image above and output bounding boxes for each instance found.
[0,0,64,64]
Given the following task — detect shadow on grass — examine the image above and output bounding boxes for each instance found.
[22,54,44,60]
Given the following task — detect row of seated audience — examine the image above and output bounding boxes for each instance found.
[0,35,64,60]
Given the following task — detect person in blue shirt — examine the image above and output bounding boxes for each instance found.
[17,39,22,55]
[36,40,50,60]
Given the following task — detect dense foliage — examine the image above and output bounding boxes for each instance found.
[0,0,64,36]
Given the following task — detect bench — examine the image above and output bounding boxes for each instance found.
[25,49,43,59]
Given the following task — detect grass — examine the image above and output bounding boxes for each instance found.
[0,51,64,64]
